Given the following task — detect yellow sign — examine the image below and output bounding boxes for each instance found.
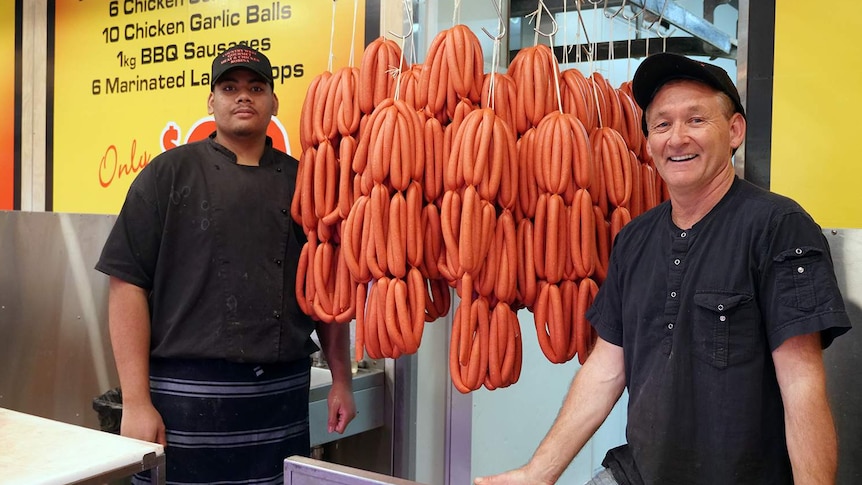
[52,0,365,214]
[0,2,15,210]
[772,1,862,228]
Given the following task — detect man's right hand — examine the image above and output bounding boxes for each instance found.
[120,402,167,447]
[473,467,554,485]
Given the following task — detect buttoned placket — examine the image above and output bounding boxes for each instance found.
[662,228,691,355]
[271,161,288,325]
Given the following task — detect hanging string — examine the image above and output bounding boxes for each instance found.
[563,0,569,64]
[328,0,337,71]
[531,2,542,46]
[575,0,586,64]
[648,0,674,53]
[389,0,412,101]
[621,3,644,79]
[589,0,601,73]
[531,1,562,113]
[482,0,507,111]
[349,0,359,67]
[407,0,417,64]
[489,38,499,110]
[607,1,615,79]
[585,1,603,126]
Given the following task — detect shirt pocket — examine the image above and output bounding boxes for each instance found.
[772,246,824,311]
[692,292,759,369]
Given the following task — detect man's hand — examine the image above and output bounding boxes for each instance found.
[120,402,167,447]
[326,380,356,434]
[474,467,554,485]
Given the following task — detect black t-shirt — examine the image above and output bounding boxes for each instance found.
[96,134,317,363]
[586,177,851,484]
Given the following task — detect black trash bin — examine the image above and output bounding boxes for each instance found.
[92,387,123,434]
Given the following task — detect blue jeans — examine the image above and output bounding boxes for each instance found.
[584,468,619,485]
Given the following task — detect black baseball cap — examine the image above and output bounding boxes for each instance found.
[211,45,274,90]
[632,53,745,135]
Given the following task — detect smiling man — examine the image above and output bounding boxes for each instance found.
[96,45,355,484]
[475,53,851,485]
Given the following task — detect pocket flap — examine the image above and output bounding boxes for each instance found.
[693,292,753,312]
[773,245,823,262]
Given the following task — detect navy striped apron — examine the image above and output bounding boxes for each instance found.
[132,357,311,484]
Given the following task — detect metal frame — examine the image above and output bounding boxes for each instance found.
[628,0,733,53]
[508,0,737,65]
[72,452,166,485]
[521,36,736,64]
[285,456,423,485]
[822,229,862,485]
[737,0,774,188]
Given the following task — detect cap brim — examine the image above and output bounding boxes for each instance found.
[211,65,274,90]
[632,53,729,111]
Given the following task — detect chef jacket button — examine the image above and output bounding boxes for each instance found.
[719,316,727,322]
[680,231,687,238]
[795,248,803,255]
[670,291,677,298]
[667,323,674,330]
[273,311,281,319]
[281,208,288,214]
[276,167,282,172]
[673,258,681,265]
[797,266,804,274]
[274,259,282,266]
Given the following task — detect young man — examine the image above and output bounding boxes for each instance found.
[475,53,851,485]
[96,45,355,484]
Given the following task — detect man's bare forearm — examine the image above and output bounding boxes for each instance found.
[524,339,626,483]
[774,333,838,484]
[315,322,352,387]
[108,277,153,406]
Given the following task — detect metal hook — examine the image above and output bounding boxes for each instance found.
[620,2,645,22]
[533,0,558,38]
[645,0,670,31]
[482,0,507,41]
[604,0,626,20]
[387,0,413,40]
[652,24,676,39]
[574,0,592,47]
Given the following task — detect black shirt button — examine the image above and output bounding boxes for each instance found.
[273,311,281,319]
[281,208,288,214]
[276,167,283,172]
[274,259,282,266]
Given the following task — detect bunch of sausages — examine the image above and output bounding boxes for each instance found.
[294,25,665,393]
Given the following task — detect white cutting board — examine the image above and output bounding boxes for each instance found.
[0,407,164,484]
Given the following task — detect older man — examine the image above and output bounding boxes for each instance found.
[475,53,851,485]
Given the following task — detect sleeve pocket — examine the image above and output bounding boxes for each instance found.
[772,246,823,311]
